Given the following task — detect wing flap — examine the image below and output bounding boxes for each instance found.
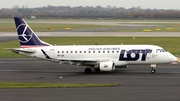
[57,58,110,62]
[57,58,110,65]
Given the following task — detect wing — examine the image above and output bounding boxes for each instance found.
[41,49,111,66]
[4,48,35,53]
[57,58,110,65]
[58,58,109,62]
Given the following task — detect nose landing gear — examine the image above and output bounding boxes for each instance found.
[151,68,156,73]
[150,64,157,73]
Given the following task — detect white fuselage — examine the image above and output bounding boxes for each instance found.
[12,17,178,73]
[20,45,177,66]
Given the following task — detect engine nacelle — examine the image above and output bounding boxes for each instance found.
[99,62,115,71]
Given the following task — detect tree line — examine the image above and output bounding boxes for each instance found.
[0,5,180,19]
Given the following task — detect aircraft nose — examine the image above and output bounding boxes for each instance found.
[173,56,178,62]
[169,55,178,62]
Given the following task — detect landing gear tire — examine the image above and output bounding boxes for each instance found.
[151,69,156,73]
[85,68,92,74]
[95,68,100,72]
[150,64,157,74]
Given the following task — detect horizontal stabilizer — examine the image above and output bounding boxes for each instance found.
[4,48,35,53]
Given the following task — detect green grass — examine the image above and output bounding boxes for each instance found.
[0,23,117,32]
[1,19,180,22]
[118,23,180,32]
[0,82,118,88]
[1,19,180,32]
[1,37,180,58]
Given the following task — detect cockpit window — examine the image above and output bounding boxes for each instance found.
[156,49,161,53]
[161,49,167,52]
[156,49,167,53]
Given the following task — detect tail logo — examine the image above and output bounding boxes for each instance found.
[17,24,33,43]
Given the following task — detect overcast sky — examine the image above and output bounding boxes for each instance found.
[1,0,180,9]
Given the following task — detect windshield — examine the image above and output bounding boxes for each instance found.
[156,49,167,53]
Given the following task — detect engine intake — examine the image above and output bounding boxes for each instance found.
[99,62,115,71]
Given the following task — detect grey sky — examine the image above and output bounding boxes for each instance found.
[1,0,180,9]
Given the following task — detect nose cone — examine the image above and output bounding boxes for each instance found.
[169,55,179,64]
[172,56,178,62]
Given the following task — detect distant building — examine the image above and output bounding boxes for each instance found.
[29,16,36,20]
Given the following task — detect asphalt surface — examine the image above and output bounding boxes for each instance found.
[0,31,180,101]
[1,32,180,37]
[0,58,180,101]
[1,20,180,101]
[0,32,180,43]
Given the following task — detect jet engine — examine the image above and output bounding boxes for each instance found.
[99,61,115,71]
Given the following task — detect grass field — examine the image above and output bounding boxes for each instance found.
[0,19,180,57]
[0,82,118,88]
[0,23,118,32]
[0,19,180,32]
[1,37,180,58]
[1,18,180,22]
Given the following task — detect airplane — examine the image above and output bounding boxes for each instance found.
[6,17,178,74]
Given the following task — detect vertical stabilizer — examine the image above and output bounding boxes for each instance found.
[14,17,51,48]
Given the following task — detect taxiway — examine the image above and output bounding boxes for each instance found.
[1,32,180,37]
[0,58,180,101]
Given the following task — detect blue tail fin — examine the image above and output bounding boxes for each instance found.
[14,17,51,48]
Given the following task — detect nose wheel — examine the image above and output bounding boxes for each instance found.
[150,64,156,73]
[151,68,156,73]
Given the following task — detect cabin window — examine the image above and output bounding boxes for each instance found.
[89,51,91,53]
[156,49,161,53]
[66,51,68,53]
[50,49,54,51]
[79,51,82,53]
[117,51,119,53]
[112,51,114,53]
[57,51,59,53]
[62,51,64,53]
[93,51,95,53]
[75,51,77,53]
[98,51,101,53]
[103,51,105,53]
[107,51,109,53]
[71,51,73,53]
[84,51,86,53]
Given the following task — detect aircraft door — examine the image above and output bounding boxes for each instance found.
[49,49,55,59]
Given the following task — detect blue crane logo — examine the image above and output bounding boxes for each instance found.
[17,24,33,43]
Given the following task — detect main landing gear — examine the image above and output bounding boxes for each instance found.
[84,67,92,74]
[150,64,157,73]
[84,66,100,74]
